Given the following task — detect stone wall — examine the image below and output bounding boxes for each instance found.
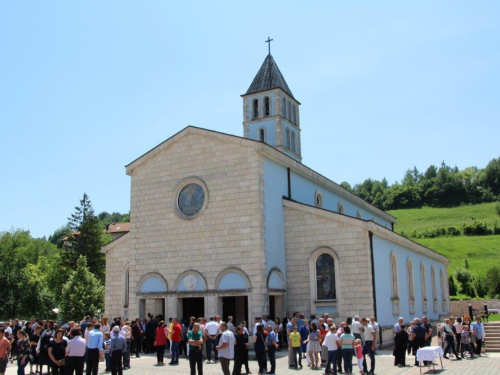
[283,201,374,320]
[123,129,267,320]
[450,299,500,317]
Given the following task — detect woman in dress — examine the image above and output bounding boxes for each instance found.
[304,322,321,369]
[29,326,42,375]
[47,329,67,375]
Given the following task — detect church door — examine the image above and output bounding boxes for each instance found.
[182,297,205,322]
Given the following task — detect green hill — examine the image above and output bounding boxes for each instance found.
[388,203,500,275]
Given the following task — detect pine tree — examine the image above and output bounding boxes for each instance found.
[64,193,106,282]
[60,255,104,321]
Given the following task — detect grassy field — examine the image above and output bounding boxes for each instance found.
[388,202,499,235]
[416,236,500,274]
[388,203,500,274]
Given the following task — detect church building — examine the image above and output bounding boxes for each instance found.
[103,50,450,342]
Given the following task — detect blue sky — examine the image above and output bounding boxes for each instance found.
[1,1,499,238]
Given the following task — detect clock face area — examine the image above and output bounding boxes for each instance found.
[177,183,205,217]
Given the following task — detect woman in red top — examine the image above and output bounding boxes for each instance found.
[155,321,167,365]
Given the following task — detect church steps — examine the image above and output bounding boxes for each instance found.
[484,322,500,352]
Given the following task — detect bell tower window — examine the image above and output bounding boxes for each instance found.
[259,127,266,142]
[291,132,296,152]
[282,97,286,117]
[292,105,297,124]
[264,96,270,116]
[253,99,259,119]
[288,101,291,120]
[285,128,290,149]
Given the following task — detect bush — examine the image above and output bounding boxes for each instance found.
[447,226,461,236]
[463,221,492,236]
[474,275,488,298]
[455,268,475,297]
[493,220,500,235]
[486,267,500,297]
[449,275,458,296]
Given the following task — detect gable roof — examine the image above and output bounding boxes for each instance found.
[244,54,297,101]
[124,126,396,224]
[283,199,449,265]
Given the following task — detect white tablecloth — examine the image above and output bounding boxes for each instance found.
[416,346,444,362]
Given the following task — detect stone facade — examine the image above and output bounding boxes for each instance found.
[104,129,268,321]
[283,201,374,320]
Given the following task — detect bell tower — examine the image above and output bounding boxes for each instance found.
[242,40,302,162]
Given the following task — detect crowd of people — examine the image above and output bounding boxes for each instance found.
[0,312,486,375]
[392,314,485,368]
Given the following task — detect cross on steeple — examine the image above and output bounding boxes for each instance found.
[265,37,273,55]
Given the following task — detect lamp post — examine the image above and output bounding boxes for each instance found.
[484,302,489,322]
[468,303,473,319]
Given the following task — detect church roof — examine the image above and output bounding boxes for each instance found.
[244,54,297,101]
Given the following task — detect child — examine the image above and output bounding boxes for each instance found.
[461,325,475,359]
[289,325,302,368]
[103,332,112,372]
[355,339,364,374]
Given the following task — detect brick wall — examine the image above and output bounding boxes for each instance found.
[449,299,500,317]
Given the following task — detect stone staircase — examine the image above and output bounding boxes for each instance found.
[485,322,500,352]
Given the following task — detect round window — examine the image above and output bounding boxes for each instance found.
[178,183,205,217]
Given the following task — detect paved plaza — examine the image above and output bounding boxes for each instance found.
[5,350,500,375]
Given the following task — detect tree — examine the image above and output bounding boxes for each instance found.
[480,157,500,198]
[65,194,106,282]
[48,225,72,248]
[0,229,59,319]
[455,268,475,297]
[60,256,104,321]
[474,275,488,298]
[448,275,457,296]
[485,267,500,297]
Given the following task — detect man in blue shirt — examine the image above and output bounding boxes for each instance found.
[266,325,279,374]
[86,323,104,375]
[471,317,484,356]
[110,326,126,375]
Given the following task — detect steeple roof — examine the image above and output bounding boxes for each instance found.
[245,54,296,100]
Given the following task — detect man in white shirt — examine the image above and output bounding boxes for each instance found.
[370,316,380,352]
[227,316,236,333]
[216,322,235,375]
[323,326,340,374]
[252,317,262,337]
[204,317,220,363]
[394,317,404,334]
[362,318,376,375]
[351,316,362,343]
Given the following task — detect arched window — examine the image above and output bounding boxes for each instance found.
[264,96,270,116]
[315,191,323,208]
[282,97,287,117]
[421,263,428,312]
[259,127,266,143]
[316,253,336,300]
[337,202,344,214]
[124,268,130,308]
[288,101,291,119]
[291,131,296,152]
[390,253,399,300]
[440,269,446,311]
[407,259,415,313]
[292,105,297,124]
[285,128,290,149]
[431,266,438,313]
[252,99,259,119]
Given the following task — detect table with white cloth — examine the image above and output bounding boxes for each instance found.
[416,346,444,373]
